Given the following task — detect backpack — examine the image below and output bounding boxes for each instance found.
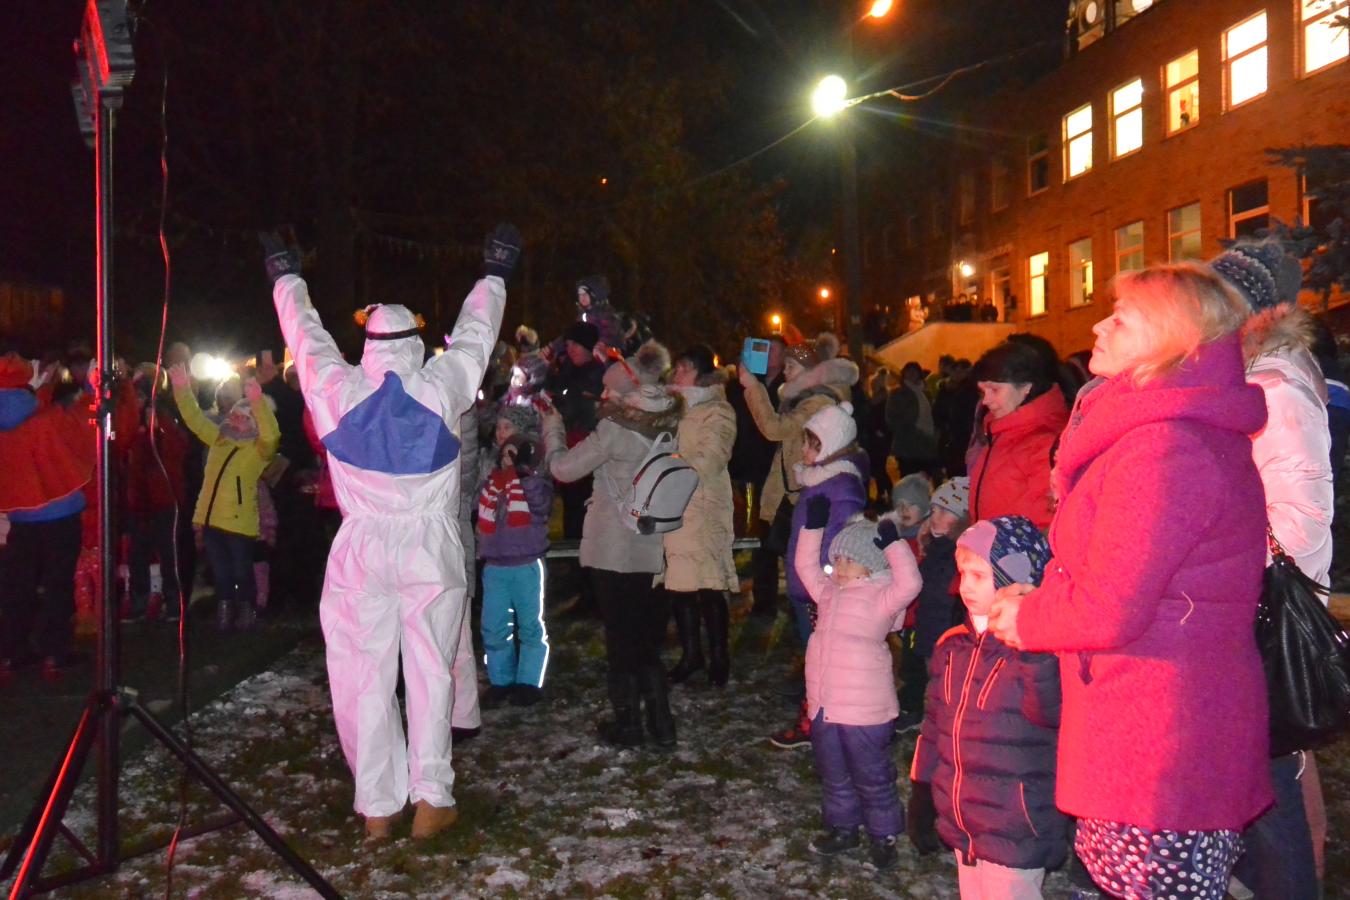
[610,431,699,535]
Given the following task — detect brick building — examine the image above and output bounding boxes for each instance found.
[869,0,1350,360]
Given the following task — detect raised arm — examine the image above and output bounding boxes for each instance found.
[271,274,354,430]
[169,364,218,446]
[246,379,280,461]
[417,276,506,423]
[793,497,834,604]
[877,523,923,626]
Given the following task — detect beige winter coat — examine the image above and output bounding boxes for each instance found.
[744,358,859,522]
[663,382,739,593]
[546,390,684,574]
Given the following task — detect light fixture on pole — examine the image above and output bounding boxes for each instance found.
[959,261,975,279]
[868,0,895,18]
[818,287,831,300]
[811,74,850,119]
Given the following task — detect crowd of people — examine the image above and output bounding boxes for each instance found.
[1,233,1347,898]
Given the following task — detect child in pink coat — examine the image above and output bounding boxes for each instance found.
[795,494,922,870]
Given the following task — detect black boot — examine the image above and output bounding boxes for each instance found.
[702,591,731,687]
[638,665,677,749]
[666,593,705,684]
[596,673,645,747]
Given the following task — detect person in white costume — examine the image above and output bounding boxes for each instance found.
[263,224,521,841]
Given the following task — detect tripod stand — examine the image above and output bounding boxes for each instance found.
[2,13,339,898]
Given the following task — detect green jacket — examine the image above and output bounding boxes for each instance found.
[174,386,280,538]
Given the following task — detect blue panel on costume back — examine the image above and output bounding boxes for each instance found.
[322,371,459,475]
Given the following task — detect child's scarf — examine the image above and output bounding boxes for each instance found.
[477,467,531,534]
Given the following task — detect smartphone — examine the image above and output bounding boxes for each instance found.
[742,337,770,376]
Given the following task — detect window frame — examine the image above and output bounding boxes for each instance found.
[1228,179,1270,238]
[1163,49,1200,136]
[1028,251,1050,317]
[1115,220,1145,273]
[1110,78,1145,159]
[1301,0,1350,76]
[1068,237,1095,307]
[1062,103,1094,181]
[1027,133,1050,196]
[1223,10,1269,110]
[1167,202,1203,261]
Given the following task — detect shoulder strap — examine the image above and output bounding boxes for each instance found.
[203,446,242,529]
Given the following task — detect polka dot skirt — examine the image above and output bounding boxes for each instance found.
[1075,818,1242,900]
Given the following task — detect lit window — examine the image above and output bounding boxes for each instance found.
[1063,104,1094,179]
[1225,11,1268,108]
[991,157,1011,212]
[1111,79,1144,157]
[1069,238,1094,307]
[1028,133,1049,195]
[1029,251,1049,316]
[1228,180,1269,238]
[959,172,976,225]
[1167,203,1203,260]
[1115,220,1144,272]
[1303,0,1349,74]
[1302,170,1335,231]
[1164,50,1200,134]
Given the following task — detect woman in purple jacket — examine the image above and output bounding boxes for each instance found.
[988,264,1274,900]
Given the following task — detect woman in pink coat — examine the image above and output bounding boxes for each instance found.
[988,264,1274,900]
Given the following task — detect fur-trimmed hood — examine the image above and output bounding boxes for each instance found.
[794,445,867,488]
[598,393,684,439]
[780,357,859,408]
[1243,303,1327,404]
[670,382,727,409]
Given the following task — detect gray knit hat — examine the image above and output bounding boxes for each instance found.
[891,473,932,513]
[828,515,890,575]
[496,402,541,441]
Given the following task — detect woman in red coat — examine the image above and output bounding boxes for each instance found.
[989,264,1274,900]
[967,341,1068,528]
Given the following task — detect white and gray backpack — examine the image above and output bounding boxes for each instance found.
[611,431,699,535]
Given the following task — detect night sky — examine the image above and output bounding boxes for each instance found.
[1,0,1064,358]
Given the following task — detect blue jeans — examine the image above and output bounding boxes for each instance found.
[810,710,904,839]
[1232,752,1318,899]
[202,526,256,609]
[480,560,549,688]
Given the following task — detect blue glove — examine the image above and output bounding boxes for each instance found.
[484,223,522,280]
[804,496,830,530]
[259,231,301,284]
[874,518,901,550]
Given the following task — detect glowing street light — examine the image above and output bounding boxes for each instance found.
[818,287,831,300]
[811,75,849,118]
[868,0,894,17]
[770,313,783,328]
[959,261,975,278]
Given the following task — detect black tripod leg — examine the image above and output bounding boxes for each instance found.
[5,704,101,896]
[124,701,343,900]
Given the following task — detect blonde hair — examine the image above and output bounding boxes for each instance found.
[1111,263,1249,384]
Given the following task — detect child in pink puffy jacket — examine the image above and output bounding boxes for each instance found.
[794,494,922,871]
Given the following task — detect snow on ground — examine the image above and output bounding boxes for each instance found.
[5,606,1300,898]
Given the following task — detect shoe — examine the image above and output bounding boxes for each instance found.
[481,684,513,710]
[769,700,812,749]
[597,673,645,747]
[509,685,544,707]
[894,710,922,735]
[638,665,677,749]
[702,592,731,687]
[451,725,481,743]
[868,834,899,870]
[810,825,861,856]
[364,813,399,842]
[667,594,706,684]
[410,800,458,839]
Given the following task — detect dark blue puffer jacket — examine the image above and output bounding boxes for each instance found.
[912,535,960,657]
[912,625,1067,869]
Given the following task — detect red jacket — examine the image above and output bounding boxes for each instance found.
[1016,336,1273,831]
[125,417,190,516]
[968,387,1067,528]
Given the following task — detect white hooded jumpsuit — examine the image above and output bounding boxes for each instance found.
[273,273,504,817]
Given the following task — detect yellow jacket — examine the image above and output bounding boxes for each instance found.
[174,386,280,537]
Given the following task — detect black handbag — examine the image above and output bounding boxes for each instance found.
[1254,528,1350,757]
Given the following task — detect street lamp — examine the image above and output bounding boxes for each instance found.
[812,75,849,118]
[818,287,831,300]
[770,313,783,329]
[868,0,894,17]
[959,261,975,278]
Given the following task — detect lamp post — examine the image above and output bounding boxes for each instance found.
[812,75,865,365]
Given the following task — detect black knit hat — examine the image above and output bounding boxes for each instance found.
[564,321,600,352]
[1211,240,1303,311]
